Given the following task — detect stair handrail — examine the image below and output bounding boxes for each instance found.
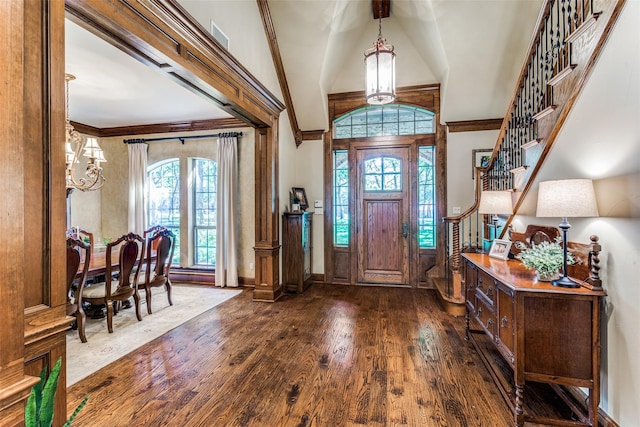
[443,167,487,273]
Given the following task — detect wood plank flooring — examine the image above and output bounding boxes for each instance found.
[66,285,516,426]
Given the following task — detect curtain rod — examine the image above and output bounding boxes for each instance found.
[123,132,243,145]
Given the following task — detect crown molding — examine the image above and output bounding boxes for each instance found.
[71,118,246,138]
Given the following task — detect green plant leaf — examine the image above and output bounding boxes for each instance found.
[34,363,47,418]
[25,357,88,426]
[25,391,37,427]
[63,394,90,427]
[40,358,62,427]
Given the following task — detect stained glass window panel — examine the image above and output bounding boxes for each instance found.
[364,157,401,191]
[418,146,436,248]
[333,150,349,246]
[333,105,435,139]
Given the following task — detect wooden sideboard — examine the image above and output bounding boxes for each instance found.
[282,212,313,293]
[462,253,606,427]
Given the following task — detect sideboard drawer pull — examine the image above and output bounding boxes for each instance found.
[501,316,509,328]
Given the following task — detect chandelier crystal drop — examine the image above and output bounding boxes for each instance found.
[65,73,106,195]
[364,10,396,105]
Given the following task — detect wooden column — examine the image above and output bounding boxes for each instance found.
[0,0,68,425]
[253,127,282,302]
[0,1,36,423]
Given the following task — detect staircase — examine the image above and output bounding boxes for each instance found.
[436,0,627,314]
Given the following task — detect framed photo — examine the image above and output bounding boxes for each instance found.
[488,239,512,260]
[292,187,308,211]
[472,149,493,179]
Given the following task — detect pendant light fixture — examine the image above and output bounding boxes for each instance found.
[364,1,396,105]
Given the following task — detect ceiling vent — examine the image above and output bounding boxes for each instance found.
[210,20,229,50]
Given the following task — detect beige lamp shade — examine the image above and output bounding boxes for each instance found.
[478,191,514,215]
[536,179,599,218]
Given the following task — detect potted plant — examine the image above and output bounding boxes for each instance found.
[25,357,88,427]
[514,238,575,281]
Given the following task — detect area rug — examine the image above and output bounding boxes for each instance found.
[66,285,242,386]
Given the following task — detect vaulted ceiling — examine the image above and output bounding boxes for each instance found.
[66,0,543,132]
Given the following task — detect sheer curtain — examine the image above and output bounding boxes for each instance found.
[128,142,148,236]
[215,135,238,287]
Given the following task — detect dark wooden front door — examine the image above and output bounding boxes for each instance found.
[356,147,410,285]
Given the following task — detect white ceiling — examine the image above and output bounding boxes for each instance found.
[65,19,231,128]
[65,0,543,130]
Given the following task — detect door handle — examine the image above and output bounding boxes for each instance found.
[402,222,408,238]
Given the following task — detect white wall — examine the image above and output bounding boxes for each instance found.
[293,138,325,274]
[446,129,499,215]
[68,161,102,242]
[511,3,640,424]
[177,0,282,102]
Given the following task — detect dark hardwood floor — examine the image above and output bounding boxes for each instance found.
[66,285,517,426]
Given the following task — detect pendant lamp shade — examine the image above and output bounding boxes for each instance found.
[365,38,396,105]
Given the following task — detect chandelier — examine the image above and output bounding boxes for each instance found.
[64,73,106,194]
[364,4,396,105]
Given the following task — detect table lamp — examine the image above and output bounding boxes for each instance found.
[536,179,599,288]
[478,190,514,228]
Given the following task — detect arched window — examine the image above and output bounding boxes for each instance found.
[333,104,435,139]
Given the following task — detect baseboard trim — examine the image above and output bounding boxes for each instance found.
[170,267,254,287]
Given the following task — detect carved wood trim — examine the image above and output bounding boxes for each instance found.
[446,118,503,133]
[71,118,246,138]
[2,3,27,395]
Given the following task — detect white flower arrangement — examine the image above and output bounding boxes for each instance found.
[515,238,575,279]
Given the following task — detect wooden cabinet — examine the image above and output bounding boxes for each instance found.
[282,212,312,293]
[462,253,605,427]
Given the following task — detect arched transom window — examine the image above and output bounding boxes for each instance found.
[333,104,435,139]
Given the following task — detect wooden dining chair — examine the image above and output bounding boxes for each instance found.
[143,224,167,239]
[81,232,145,333]
[139,228,175,314]
[67,228,94,248]
[66,237,91,343]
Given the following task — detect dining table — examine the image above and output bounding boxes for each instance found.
[76,248,156,279]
